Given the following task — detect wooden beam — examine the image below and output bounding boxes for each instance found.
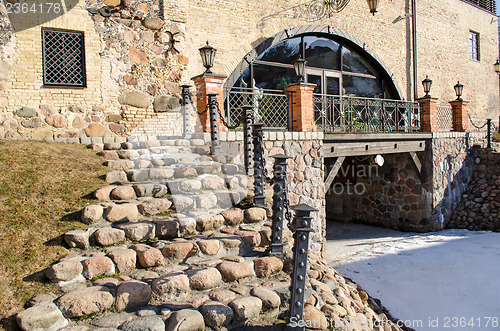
[324,140,426,157]
[325,156,345,191]
[409,151,422,174]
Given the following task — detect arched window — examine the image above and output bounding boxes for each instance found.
[233,35,398,100]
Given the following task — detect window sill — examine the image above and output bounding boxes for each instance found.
[42,85,87,89]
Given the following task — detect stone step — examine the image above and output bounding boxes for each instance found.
[105,163,246,184]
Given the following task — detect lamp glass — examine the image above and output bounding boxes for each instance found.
[494,59,500,74]
[422,75,432,97]
[366,0,379,15]
[454,81,464,100]
[293,57,307,82]
[199,41,216,74]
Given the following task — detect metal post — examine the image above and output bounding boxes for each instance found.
[487,119,492,149]
[208,93,221,155]
[180,85,192,139]
[289,204,317,331]
[252,123,265,206]
[271,154,291,255]
[243,105,254,175]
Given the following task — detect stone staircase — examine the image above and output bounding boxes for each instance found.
[15,137,405,331]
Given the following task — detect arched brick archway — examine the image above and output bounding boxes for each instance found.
[224,24,404,100]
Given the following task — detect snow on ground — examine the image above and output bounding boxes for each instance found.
[325,222,500,331]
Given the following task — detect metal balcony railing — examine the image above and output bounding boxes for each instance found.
[224,87,292,130]
[313,94,420,133]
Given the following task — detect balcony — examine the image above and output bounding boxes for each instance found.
[313,94,420,134]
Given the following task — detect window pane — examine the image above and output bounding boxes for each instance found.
[469,31,479,61]
[256,37,301,64]
[326,77,340,95]
[43,29,86,87]
[304,36,340,70]
[253,63,298,90]
[342,75,383,98]
[342,47,376,75]
[307,74,322,94]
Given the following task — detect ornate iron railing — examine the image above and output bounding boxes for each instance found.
[313,94,420,133]
[224,88,292,130]
[436,104,454,132]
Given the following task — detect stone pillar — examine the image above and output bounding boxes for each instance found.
[417,97,439,132]
[285,83,317,132]
[449,99,469,132]
[191,73,227,132]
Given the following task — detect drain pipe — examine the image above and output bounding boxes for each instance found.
[412,0,418,100]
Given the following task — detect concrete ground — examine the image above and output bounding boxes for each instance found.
[325,220,500,331]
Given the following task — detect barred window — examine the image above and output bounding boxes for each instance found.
[461,0,496,14]
[469,31,480,62]
[42,29,86,87]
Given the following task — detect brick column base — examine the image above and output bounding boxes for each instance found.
[417,97,439,132]
[449,99,469,132]
[285,82,317,132]
[191,73,227,132]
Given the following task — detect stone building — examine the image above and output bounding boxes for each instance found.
[0,0,498,237]
[0,0,498,140]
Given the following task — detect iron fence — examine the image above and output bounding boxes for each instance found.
[313,94,420,133]
[224,87,291,130]
[436,104,454,132]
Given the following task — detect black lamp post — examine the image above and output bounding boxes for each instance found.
[199,41,217,74]
[422,76,432,98]
[454,81,464,100]
[366,0,379,15]
[293,57,307,83]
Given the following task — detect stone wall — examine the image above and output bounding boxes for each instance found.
[214,131,326,255]
[0,0,193,141]
[327,152,435,232]
[1,0,498,141]
[327,132,487,232]
[448,146,500,231]
[430,132,486,229]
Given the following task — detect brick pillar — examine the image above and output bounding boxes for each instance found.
[191,73,227,132]
[449,99,469,132]
[417,97,439,132]
[285,82,317,132]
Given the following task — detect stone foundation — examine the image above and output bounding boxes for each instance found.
[215,131,326,256]
[448,146,500,231]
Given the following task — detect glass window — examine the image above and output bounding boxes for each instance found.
[256,37,301,64]
[304,36,340,70]
[231,34,399,99]
[469,31,479,61]
[342,75,383,98]
[342,46,376,75]
[42,29,86,87]
[253,63,298,90]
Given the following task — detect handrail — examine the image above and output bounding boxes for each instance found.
[313,94,420,133]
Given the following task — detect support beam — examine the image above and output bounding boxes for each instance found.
[324,140,426,157]
[325,156,345,191]
[409,151,422,174]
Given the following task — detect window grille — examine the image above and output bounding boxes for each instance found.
[469,31,480,62]
[42,29,86,87]
[462,0,496,14]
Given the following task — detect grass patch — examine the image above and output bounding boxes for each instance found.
[90,274,120,282]
[0,140,109,330]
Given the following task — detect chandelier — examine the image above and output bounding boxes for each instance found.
[258,0,378,29]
